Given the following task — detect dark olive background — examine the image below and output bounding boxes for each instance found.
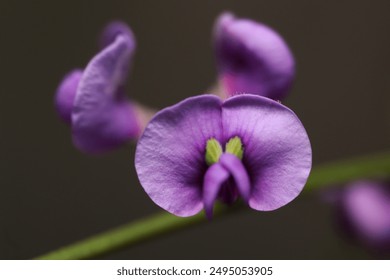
[0,0,389,259]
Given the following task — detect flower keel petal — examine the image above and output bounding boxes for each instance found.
[203,163,230,219]
[219,153,251,203]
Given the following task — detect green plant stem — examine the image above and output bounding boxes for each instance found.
[36,151,390,260]
[304,151,390,191]
[35,203,241,260]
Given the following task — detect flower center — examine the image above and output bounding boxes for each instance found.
[205,136,244,165]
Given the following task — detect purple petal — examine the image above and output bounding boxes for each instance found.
[72,34,139,153]
[219,153,251,202]
[54,69,83,124]
[341,181,390,248]
[214,13,295,100]
[135,95,223,217]
[222,94,312,211]
[99,21,136,51]
[203,163,230,219]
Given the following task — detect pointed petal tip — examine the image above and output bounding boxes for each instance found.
[99,21,136,52]
[205,209,214,220]
[214,12,235,32]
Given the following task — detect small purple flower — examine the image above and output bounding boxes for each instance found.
[336,181,390,251]
[135,94,312,218]
[54,22,150,153]
[72,30,139,153]
[55,22,134,125]
[214,13,295,100]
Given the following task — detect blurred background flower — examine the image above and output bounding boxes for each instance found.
[55,22,155,153]
[326,180,390,256]
[213,13,295,100]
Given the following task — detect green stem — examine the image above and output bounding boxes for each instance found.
[304,151,390,191]
[36,203,242,260]
[36,151,390,260]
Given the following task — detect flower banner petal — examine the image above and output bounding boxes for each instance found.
[222,94,311,211]
[135,95,224,216]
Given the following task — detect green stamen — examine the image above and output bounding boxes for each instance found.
[205,138,223,165]
[205,136,244,165]
[225,136,244,160]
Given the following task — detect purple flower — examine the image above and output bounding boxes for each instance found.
[336,181,390,251]
[55,22,134,125]
[214,13,295,100]
[72,29,139,153]
[135,94,312,218]
[54,22,151,153]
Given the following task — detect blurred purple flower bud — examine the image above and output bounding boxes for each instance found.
[336,181,390,252]
[214,13,295,100]
[135,94,311,218]
[54,22,152,153]
[54,22,136,125]
[72,33,139,153]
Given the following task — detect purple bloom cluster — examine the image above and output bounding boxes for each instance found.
[55,13,312,217]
